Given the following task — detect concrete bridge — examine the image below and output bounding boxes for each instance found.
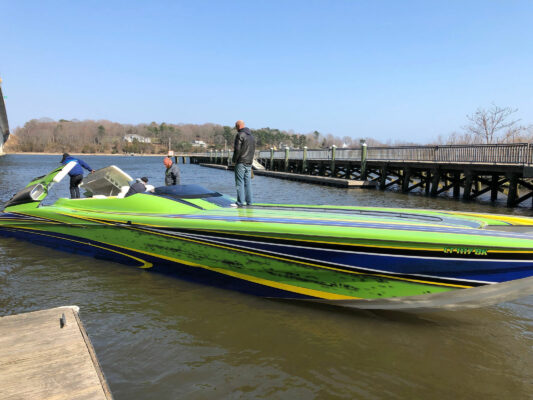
[0,78,10,155]
[186,144,533,207]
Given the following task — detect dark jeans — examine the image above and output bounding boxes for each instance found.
[234,163,252,206]
[69,174,83,198]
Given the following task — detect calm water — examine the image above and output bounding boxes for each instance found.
[0,154,532,399]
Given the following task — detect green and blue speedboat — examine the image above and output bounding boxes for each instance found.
[1,163,533,310]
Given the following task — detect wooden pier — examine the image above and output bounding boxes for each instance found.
[188,143,533,207]
[0,306,113,400]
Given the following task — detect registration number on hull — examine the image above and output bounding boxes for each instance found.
[443,247,488,256]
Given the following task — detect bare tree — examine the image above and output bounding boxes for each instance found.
[464,104,521,144]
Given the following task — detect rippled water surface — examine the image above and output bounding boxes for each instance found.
[1,154,532,399]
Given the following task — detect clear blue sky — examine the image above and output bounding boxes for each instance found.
[2,0,532,143]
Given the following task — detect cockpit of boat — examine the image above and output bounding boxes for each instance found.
[80,165,136,198]
[79,165,235,207]
[4,163,235,209]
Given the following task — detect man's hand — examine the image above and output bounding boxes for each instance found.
[90,170,95,174]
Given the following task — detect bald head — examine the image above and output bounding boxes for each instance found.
[235,120,245,130]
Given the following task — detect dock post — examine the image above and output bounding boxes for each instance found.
[475,176,481,195]
[284,146,290,171]
[425,169,431,195]
[302,146,308,173]
[430,169,440,197]
[209,150,213,163]
[379,165,387,190]
[402,167,411,193]
[360,140,367,180]
[507,173,519,207]
[453,172,461,198]
[463,171,473,200]
[491,174,499,201]
[270,148,274,170]
[331,145,336,177]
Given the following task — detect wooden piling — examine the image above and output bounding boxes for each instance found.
[463,171,473,200]
[402,167,411,193]
[491,174,499,201]
[453,172,461,198]
[430,169,440,197]
[424,170,431,195]
[379,165,387,190]
[507,173,519,207]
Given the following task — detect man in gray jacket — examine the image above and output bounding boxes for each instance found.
[232,120,255,206]
[164,157,181,186]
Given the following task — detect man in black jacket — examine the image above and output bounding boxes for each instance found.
[232,120,255,206]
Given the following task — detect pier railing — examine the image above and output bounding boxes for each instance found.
[191,143,533,165]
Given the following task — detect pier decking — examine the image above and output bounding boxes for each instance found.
[0,306,112,400]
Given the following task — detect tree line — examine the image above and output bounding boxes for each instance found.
[5,104,532,154]
[5,119,373,154]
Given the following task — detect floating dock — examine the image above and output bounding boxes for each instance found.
[199,163,375,188]
[253,170,375,188]
[0,306,113,400]
[200,163,229,170]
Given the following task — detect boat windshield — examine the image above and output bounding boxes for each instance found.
[151,185,234,208]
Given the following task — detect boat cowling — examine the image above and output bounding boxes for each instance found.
[3,183,46,208]
[3,162,77,210]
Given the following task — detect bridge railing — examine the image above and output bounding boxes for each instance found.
[433,143,531,164]
[364,146,435,161]
[192,143,533,165]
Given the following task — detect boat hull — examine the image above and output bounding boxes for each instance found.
[0,218,470,301]
[6,207,533,306]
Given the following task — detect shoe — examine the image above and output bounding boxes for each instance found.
[230,203,238,208]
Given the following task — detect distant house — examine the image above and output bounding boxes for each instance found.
[123,134,151,143]
[191,140,207,148]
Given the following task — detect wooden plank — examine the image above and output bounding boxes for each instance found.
[0,306,113,400]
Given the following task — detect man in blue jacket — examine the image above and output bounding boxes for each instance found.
[60,153,95,198]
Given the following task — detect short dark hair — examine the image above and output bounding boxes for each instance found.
[141,177,148,183]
